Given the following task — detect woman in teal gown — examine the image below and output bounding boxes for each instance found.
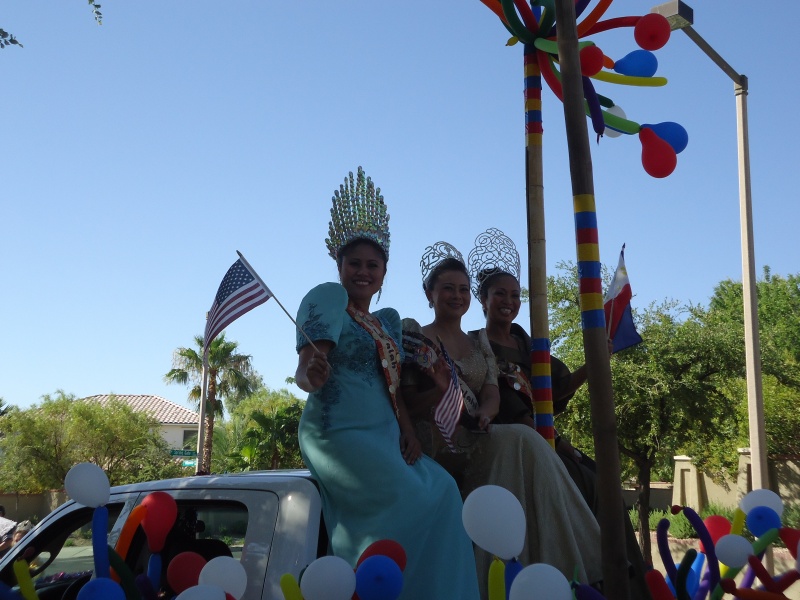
[295,168,478,599]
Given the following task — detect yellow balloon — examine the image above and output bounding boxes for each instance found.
[13,559,39,600]
[731,507,746,535]
[280,573,304,600]
[591,70,667,87]
[488,557,505,600]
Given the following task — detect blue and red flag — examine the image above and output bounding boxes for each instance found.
[604,244,643,353]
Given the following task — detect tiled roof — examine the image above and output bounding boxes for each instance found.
[84,394,199,425]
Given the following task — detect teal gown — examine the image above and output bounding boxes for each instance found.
[297,283,479,600]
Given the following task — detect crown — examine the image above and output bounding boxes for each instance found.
[420,241,466,289]
[325,166,390,261]
[467,227,521,298]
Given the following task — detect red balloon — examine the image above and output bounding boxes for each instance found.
[166,552,207,594]
[699,515,731,553]
[634,13,671,51]
[141,491,178,552]
[640,127,677,178]
[779,527,800,559]
[580,45,604,77]
[645,570,676,600]
[356,539,407,572]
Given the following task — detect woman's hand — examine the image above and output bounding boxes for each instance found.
[306,351,331,390]
[424,358,453,394]
[296,343,334,393]
[400,430,422,465]
[475,384,500,430]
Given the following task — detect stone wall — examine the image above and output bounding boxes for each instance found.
[672,449,800,511]
[0,490,67,524]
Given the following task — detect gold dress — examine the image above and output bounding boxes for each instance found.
[401,318,603,597]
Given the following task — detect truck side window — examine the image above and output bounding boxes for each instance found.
[0,502,125,597]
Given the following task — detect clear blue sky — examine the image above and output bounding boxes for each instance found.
[2,1,796,411]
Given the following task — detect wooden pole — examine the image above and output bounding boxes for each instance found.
[552,0,630,597]
[524,41,556,448]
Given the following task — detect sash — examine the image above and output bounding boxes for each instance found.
[401,330,480,417]
[346,303,401,420]
[496,357,534,412]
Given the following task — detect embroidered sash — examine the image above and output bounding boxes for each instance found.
[401,330,480,417]
[497,357,535,414]
[347,303,401,419]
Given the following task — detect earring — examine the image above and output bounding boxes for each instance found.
[428,301,434,308]
[377,287,383,304]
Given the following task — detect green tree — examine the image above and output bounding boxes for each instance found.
[708,268,800,388]
[547,263,742,563]
[164,333,254,474]
[699,268,800,465]
[236,388,304,470]
[0,391,185,492]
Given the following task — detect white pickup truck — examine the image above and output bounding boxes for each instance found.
[0,471,325,600]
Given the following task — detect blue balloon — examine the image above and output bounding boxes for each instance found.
[746,505,782,538]
[613,50,658,77]
[76,578,126,600]
[505,557,523,594]
[91,506,110,579]
[355,555,403,600]
[689,551,705,596]
[0,581,23,600]
[642,121,689,154]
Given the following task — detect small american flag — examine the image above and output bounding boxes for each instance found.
[434,341,465,450]
[204,258,272,355]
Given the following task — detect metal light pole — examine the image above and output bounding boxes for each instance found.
[652,0,768,492]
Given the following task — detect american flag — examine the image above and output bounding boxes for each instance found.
[434,342,465,450]
[204,258,272,355]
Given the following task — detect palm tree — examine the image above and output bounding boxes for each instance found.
[165,333,254,473]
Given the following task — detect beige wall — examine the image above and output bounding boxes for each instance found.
[0,490,67,524]
[672,450,800,512]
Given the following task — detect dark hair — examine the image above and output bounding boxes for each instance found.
[423,258,469,292]
[477,269,519,302]
[336,238,388,269]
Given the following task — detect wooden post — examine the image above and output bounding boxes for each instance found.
[553,0,630,597]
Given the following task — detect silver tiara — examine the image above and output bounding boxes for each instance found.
[467,228,521,298]
[420,241,465,288]
[325,166,390,261]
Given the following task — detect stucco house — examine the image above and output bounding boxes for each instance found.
[84,394,200,451]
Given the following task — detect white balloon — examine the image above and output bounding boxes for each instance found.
[198,556,247,600]
[462,485,525,560]
[300,556,356,600]
[603,104,627,138]
[509,563,572,600]
[175,584,226,600]
[740,489,783,518]
[714,534,753,568]
[64,462,110,508]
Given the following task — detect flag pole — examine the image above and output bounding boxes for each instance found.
[196,350,210,475]
[236,251,320,352]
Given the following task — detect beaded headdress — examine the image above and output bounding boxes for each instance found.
[325,166,390,262]
[420,241,466,290]
[467,227,521,298]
